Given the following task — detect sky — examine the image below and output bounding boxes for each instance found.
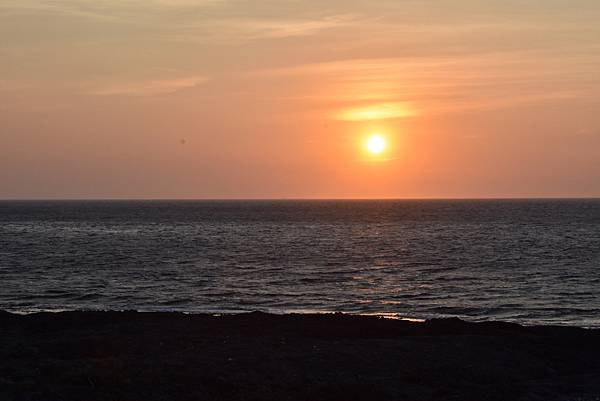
[1,0,600,199]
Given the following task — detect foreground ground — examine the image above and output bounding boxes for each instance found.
[1,311,599,401]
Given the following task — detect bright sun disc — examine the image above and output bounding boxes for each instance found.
[366,134,385,154]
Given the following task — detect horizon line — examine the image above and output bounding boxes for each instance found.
[1,196,599,202]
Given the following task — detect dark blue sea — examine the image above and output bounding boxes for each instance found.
[1,200,599,327]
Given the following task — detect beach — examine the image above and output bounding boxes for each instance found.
[4,0,600,399]
[1,310,599,401]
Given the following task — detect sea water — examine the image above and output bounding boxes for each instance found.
[1,200,599,327]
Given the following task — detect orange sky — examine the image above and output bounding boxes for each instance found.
[1,0,599,198]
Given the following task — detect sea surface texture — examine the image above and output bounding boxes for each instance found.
[1,200,599,327]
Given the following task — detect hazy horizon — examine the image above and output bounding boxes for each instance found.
[2,196,600,201]
[2,0,600,199]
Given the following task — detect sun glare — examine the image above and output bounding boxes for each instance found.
[366,134,386,155]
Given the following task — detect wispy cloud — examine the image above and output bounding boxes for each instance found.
[334,102,417,121]
[255,48,600,118]
[0,0,223,19]
[90,76,207,96]
[0,1,353,44]
[218,15,355,40]
[3,0,600,119]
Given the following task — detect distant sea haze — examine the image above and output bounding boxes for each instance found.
[1,200,599,327]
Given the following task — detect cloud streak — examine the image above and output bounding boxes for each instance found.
[90,76,208,96]
[256,48,600,118]
[334,102,417,121]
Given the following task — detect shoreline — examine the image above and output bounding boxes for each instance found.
[5,308,599,329]
[2,308,427,323]
[1,310,600,400]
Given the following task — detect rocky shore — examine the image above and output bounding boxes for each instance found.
[1,310,599,401]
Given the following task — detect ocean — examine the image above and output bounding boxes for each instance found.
[1,200,599,327]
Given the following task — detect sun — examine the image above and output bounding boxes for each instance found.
[366,134,386,155]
